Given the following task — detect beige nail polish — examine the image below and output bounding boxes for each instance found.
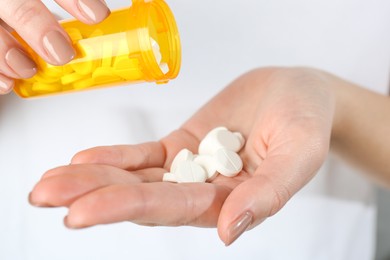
[0,74,14,94]
[5,48,37,78]
[225,211,253,246]
[78,0,111,23]
[43,31,75,65]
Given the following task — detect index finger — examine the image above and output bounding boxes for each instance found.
[0,0,75,65]
[71,142,168,171]
[71,129,201,170]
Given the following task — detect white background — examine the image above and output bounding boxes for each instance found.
[0,0,389,259]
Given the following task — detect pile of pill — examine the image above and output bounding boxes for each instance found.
[163,127,245,183]
[17,28,168,96]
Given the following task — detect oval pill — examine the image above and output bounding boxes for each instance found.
[233,132,245,150]
[114,57,139,70]
[150,37,160,50]
[92,68,122,85]
[33,72,60,84]
[61,72,87,85]
[175,161,207,183]
[163,172,177,183]
[170,148,194,173]
[73,78,94,90]
[102,40,113,67]
[198,127,243,155]
[159,62,169,74]
[32,82,62,93]
[193,154,218,181]
[213,148,243,177]
[71,42,100,75]
[151,37,163,64]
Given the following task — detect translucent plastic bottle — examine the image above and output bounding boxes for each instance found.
[13,0,181,98]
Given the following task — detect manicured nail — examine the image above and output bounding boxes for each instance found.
[225,211,253,246]
[0,74,14,94]
[43,31,75,65]
[78,0,110,23]
[5,48,37,78]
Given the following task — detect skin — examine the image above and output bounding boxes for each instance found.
[30,67,342,245]
[3,0,389,249]
[0,0,110,94]
[331,76,390,187]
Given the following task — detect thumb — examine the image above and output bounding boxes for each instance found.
[217,154,321,246]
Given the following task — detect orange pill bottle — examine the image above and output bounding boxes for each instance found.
[13,0,181,98]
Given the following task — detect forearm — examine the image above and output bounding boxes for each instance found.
[331,78,390,186]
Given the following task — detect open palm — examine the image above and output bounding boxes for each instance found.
[30,67,336,245]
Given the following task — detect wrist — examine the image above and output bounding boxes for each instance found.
[330,79,351,146]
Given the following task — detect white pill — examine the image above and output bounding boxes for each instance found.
[170,148,194,173]
[200,127,228,139]
[152,46,162,64]
[234,132,245,149]
[150,37,163,64]
[150,37,160,50]
[193,154,218,181]
[153,48,162,64]
[175,161,207,183]
[159,62,169,74]
[163,172,177,183]
[209,126,228,132]
[198,127,244,155]
[213,148,243,177]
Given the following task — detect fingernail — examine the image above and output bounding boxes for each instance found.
[78,0,110,23]
[0,74,14,94]
[28,192,40,207]
[28,192,39,206]
[64,215,85,229]
[5,48,37,78]
[225,211,253,246]
[28,191,55,207]
[64,216,72,228]
[43,31,75,65]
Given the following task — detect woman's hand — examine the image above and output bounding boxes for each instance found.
[0,0,110,94]
[29,67,338,245]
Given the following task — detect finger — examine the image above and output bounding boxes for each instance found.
[64,182,232,229]
[0,19,13,32]
[54,0,110,25]
[0,73,14,94]
[218,147,326,246]
[71,129,200,170]
[71,142,167,170]
[30,164,165,207]
[0,0,75,65]
[0,25,37,79]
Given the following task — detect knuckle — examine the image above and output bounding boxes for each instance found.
[269,182,291,216]
[276,67,326,86]
[13,1,42,27]
[178,187,197,226]
[136,144,152,169]
[261,175,291,217]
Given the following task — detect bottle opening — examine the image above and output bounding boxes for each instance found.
[137,0,181,82]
